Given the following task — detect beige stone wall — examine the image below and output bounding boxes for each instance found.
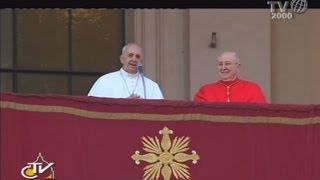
[271,9,320,104]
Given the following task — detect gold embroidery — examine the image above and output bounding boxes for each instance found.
[131,127,200,180]
[2,101,320,125]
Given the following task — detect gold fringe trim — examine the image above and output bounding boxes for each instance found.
[1,101,320,125]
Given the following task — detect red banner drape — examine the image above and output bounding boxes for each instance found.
[1,93,320,180]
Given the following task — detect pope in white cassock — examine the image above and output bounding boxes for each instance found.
[88,43,164,99]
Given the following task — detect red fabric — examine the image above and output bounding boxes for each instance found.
[1,93,320,180]
[194,79,267,103]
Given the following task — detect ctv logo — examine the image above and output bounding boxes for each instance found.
[21,153,55,179]
[267,0,308,20]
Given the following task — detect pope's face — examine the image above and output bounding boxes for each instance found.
[120,45,143,74]
[218,53,240,81]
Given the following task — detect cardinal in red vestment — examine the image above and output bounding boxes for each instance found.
[194,52,267,103]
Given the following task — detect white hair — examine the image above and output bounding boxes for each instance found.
[122,43,143,55]
[217,52,240,64]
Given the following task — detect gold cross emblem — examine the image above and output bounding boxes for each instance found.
[131,127,200,180]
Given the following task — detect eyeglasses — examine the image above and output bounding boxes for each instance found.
[218,62,238,67]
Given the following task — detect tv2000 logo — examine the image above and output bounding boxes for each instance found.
[267,0,308,20]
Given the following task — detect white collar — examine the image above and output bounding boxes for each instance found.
[120,68,139,78]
